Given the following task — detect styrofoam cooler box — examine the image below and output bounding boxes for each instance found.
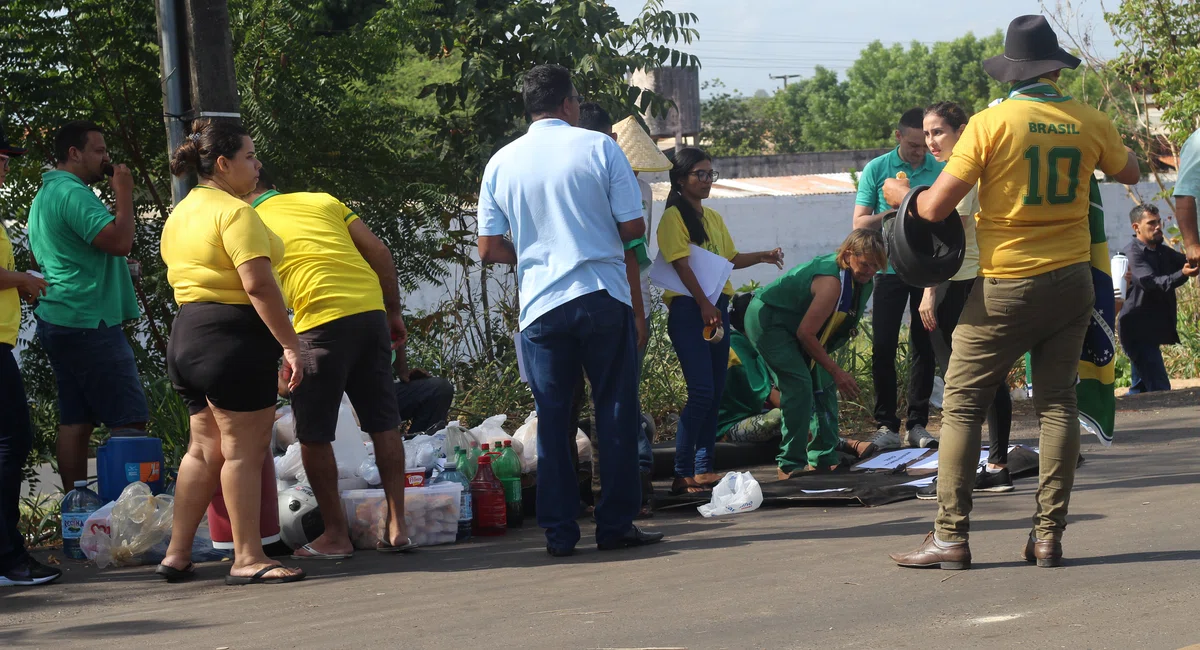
[341,482,462,550]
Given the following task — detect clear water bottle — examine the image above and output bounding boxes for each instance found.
[61,480,102,560]
[437,461,473,542]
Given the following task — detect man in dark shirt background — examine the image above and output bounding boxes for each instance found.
[1118,204,1198,394]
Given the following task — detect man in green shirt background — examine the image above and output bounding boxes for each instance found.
[27,120,147,491]
[852,108,944,452]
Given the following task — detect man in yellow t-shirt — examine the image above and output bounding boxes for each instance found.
[0,125,61,586]
[247,172,418,558]
[885,15,1140,570]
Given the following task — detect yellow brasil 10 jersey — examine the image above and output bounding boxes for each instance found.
[944,79,1130,279]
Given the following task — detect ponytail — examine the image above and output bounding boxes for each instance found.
[666,147,713,246]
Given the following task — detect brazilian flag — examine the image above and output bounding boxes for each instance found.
[1077,176,1117,445]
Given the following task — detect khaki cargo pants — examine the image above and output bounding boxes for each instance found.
[935,262,1094,542]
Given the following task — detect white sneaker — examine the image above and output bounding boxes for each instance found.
[869,426,902,451]
[906,424,938,449]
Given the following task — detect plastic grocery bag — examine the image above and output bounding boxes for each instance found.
[513,412,539,472]
[274,441,306,482]
[509,411,590,471]
[697,472,763,518]
[468,415,524,456]
[273,405,297,451]
[331,396,370,479]
[442,421,472,457]
[404,434,436,469]
[82,482,175,568]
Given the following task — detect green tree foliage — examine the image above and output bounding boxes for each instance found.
[699,80,771,157]
[1105,0,1200,145]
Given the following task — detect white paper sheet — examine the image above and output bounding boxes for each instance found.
[908,449,995,471]
[900,476,935,488]
[800,488,851,494]
[648,245,734,305]
[852,448,929,470]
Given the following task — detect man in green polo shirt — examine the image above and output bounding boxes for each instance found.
[852,107,945,452]
[27,120,147,491]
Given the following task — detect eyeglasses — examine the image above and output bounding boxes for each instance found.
[688,170,719,183]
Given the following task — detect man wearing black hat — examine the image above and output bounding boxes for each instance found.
[0,124,61,586]
[884,15,1140,570]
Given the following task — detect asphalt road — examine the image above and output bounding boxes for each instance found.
[3,389,1199,650]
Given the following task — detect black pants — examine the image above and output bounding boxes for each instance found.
[0,345,32,573]
[394,376,455,436]
[938,279,1013,466]
[871,273,935,431]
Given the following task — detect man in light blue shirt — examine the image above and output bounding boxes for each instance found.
[1175,127,1200,270]
[851,107,945,451]
[477,64,663,556]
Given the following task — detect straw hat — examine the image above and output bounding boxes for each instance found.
[613,116,671,172]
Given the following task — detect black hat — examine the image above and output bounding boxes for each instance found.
[0,122,26,157]
[883,185,965,288]
[982,15,1081,83]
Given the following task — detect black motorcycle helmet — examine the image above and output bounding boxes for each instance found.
[883,184,966,288]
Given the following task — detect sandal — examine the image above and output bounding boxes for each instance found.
[668,479,711,496]
[376,537,418,554]
[225,564,306,586]
[291,544,353,560]
[155,562,196,583]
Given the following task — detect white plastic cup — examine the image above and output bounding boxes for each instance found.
[1111,254,1129,299]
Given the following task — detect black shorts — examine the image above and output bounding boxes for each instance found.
[291,310,401,442]
[167,303,282,415]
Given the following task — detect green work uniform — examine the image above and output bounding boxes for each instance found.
[717,331,773,439]
[744,253,872,472]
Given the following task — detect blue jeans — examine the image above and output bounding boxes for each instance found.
[636,315,653,473]
[667,294,731,478]
[36,318,149,427]
[520,291,641,550]
[1125,340,1170,394]
[0,346,32,573]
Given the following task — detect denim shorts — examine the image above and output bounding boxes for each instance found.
[36,318,150,427]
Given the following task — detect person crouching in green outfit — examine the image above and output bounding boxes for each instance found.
[744,229,888,479]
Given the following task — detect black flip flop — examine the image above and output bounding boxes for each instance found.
[155,562,196,583]
[224,564,306,586]
[668,480,711,497]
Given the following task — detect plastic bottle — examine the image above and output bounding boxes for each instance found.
[465,442,482,481]
[469,455,506,536]
[61,480,103,560]
[437,461,473,542]
[497,441,521,479]
[501,477,524,528]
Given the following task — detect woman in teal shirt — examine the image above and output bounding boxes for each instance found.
[744,229,887,478]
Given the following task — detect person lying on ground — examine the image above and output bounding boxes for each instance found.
[247,170,413,559]
[741,229,887,480]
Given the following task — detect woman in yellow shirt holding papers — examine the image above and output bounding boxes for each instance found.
[656,147,783,495]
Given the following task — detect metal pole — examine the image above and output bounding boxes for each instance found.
[156,0,191,204]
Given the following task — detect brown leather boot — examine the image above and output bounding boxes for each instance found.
[890,531,971,570]
[1023,533,1063,567]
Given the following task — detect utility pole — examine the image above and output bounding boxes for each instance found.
[769,73,803,89]
[154,0,242,205]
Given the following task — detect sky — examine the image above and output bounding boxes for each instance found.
[605,0,1120,96]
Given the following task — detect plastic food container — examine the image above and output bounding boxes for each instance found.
[341,482,462,549]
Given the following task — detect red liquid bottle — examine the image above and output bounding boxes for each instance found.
[470,455,507,536]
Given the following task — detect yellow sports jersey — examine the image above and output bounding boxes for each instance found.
[656,205,739,303]
[0,225,19,347]
[944,79,1129,278]
[161,185,284,305]
[252,190,385,333]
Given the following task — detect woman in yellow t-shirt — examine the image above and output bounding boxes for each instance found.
[657,147,784,495]
[915,101,1014,495]
[156,120,306,586]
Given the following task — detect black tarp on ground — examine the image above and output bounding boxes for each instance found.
[654,445,1076,509]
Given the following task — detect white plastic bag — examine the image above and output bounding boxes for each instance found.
[442,421,472,456]
[331,396,370,479]
[468,415,523,456]
[274,442,304,481]
[513,412,539,472]
[404,434,436,469]
[273,405,296,451]
[697,472,763,518]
